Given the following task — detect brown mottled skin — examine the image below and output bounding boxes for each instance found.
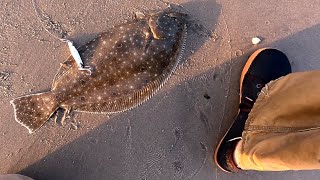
[11,9,189,133]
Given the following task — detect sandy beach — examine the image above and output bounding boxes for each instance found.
[1,0,320,179]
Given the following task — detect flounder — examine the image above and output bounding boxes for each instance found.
[10,8,189,133]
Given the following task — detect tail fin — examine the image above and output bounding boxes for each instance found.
[10,91,59,133]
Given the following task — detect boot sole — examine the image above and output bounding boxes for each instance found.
[214,48,268,173]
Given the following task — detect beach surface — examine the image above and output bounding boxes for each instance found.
[1,0,320,179]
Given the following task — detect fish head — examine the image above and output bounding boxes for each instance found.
[148,9,189,39]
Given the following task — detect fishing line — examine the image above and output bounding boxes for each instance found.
[31,0,90,74]
[31,0,68,42]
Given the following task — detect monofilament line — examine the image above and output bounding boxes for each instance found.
[31,0,91,74]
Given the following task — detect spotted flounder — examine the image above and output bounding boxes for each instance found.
[10,9,189,133]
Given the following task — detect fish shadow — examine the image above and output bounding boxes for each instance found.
[178,0,221,64]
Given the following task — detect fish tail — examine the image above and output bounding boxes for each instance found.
[10,91,59,133]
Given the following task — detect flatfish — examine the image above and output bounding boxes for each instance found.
[10,9,189,133]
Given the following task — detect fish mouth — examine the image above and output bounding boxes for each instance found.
[148,14,187,40]
[148,18,162,40]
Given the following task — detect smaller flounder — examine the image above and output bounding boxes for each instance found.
[10,8,190,133]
